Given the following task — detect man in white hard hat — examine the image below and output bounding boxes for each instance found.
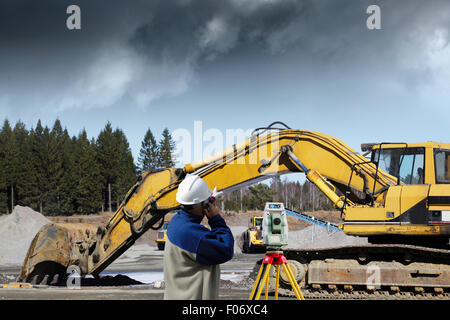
[163,175,234,300]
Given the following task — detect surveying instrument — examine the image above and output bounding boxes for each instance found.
[249,202,305,300]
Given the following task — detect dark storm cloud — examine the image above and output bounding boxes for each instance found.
[0,0,450,112]
[127,0,309,63]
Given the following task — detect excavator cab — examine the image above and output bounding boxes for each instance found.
[371,145,424,185]
[344,142,450,242]
[252,216,263,229]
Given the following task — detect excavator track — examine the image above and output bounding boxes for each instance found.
[278,286,450,300]
[266,244,450,300]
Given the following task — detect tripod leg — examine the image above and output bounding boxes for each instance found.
[281,263,304,300]
[275,265,280,300]
[264,266,270,300]
[285,263,305,300]
[255,264,271,300]
[249,262,265,300]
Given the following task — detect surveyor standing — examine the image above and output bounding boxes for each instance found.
[163,175,234,300]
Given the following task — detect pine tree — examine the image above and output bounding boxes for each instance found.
[248,183,276,210]
[112,128,137,207]
[28,121,45,212]
[96,122,137,212]
[0,139,5,213]
[45,119,66,215]
[29,120,58,215]
[2,120,15,213]
[158,127,176,168]
[57,127,77,215]
[137,128,159,173]
[96,122,120,211]
[0,120,12,213]
[72,130,102,214]
[10,121,36,210]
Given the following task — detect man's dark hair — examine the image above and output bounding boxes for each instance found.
[181,202,203,211]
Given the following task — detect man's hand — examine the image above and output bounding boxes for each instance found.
[204,202,220,219]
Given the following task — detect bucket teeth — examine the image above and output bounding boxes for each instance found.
[40,275,49,285]
[30,275,41,285]
[50,274,60,286]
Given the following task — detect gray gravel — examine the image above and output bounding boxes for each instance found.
[0,206,50,268]
[286,225,368,249]
[231,224,368,253]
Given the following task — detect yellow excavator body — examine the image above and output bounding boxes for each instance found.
[342,142,450,238]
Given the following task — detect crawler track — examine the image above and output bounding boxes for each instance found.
[266,245,450,300]
[277,286,450,300]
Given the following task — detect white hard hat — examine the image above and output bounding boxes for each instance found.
[176,175,212,205]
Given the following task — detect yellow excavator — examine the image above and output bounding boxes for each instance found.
[18,122,450,298]
[155,221,169,250]
[242,216,264,253]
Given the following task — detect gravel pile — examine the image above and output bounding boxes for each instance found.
[232,224,368,253]
[230,226,247,254]
[0,206,50,267]
[286,225,368,249]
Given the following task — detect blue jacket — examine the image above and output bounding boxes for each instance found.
[163,209,234,299]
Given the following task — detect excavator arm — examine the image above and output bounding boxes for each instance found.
[19,124,397,284]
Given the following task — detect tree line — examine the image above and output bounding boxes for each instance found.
[222,177,334,213]
[0,119,175,216]
[0,118,332,216]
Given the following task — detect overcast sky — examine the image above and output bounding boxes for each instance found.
[1,0,449,172]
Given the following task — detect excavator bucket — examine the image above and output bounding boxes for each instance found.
[18,168,185,285]
[18,222,98,285]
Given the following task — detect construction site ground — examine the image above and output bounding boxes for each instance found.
[0,206,354,300]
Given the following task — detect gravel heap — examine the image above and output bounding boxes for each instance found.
[286,225,368,249]
[233,224,368,253]
[0,206,50,267]
[230,226,247,254]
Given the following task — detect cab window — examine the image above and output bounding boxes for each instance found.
[373,147,424,184]
[435,149,450,184]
